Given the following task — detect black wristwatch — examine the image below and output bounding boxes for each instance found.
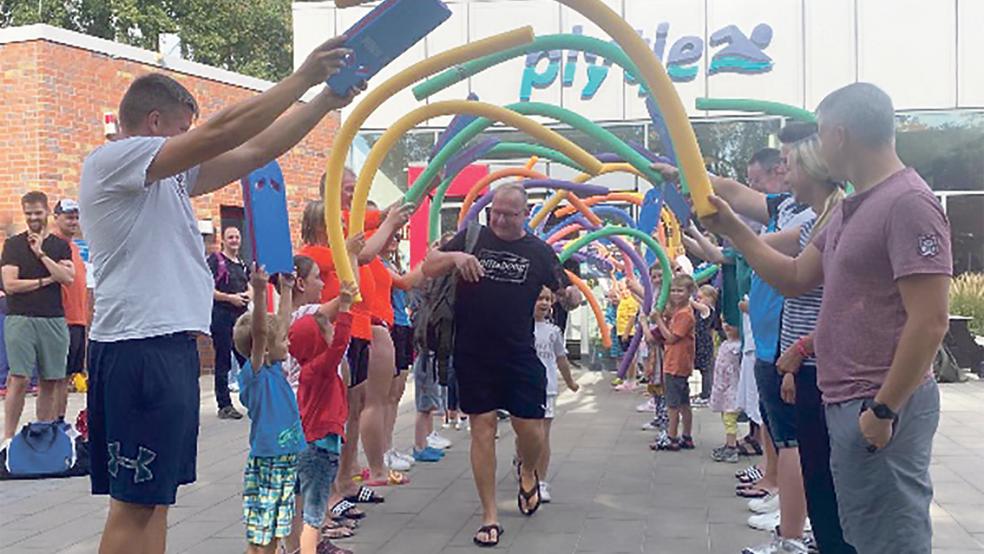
[863,400,898,421]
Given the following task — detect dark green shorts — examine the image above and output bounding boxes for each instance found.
[4,315,69,380]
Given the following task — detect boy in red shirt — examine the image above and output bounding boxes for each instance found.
[289,279,358,554]
[654,274,697,451]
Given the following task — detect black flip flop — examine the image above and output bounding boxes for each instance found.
[736,486,772,498]
[473,524,503,547]
[517,470,542,516]
[345,485,385,504]
[329,499,366,521]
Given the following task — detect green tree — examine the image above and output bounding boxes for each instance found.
[0,0,293,81]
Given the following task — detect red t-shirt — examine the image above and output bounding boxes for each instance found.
[290,312,352,443]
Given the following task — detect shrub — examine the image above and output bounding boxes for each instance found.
[951,273,984,336]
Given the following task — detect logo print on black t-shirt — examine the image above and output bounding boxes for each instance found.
[478,249,530,284]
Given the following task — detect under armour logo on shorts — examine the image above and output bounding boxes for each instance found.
[107,442,157,484]
[917,234,940,258]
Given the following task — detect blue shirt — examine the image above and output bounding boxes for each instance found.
[748,194,814,363]
[238,360,306,457]
[392,288,410,327]
[313,434,342,454]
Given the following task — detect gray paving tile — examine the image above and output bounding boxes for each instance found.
[3,374,984,553]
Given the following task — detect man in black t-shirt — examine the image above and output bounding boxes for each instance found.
[422,183,574,546]
[1,191,74,449]
[207,226,251,420]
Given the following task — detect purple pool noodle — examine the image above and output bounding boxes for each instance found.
[444,137,499,181]
[564,218,654,379]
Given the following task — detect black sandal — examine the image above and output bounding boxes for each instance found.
[517,470,542,516]
[737,436,763,456]
[345,485,385,504]
[473,524,503,547]
[329,499,366,521]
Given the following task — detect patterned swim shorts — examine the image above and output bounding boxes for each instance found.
[243,454,298,546]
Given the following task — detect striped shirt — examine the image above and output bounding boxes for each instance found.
[779,217,822,361]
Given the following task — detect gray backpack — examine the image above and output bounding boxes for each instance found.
[413,222,481,385]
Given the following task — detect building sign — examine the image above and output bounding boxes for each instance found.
[521,23,774,101]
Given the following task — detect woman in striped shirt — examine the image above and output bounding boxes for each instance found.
[768,122,856,554]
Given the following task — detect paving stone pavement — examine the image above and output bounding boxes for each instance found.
[2,370,984,553]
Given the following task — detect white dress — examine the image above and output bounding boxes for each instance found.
[735,308,762,425]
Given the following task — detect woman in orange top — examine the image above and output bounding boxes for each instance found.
[306,170,414,496]
[358,197,414,487]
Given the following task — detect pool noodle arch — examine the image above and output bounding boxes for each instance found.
[457,162,643,230]
[329,0,715,293]
[565,270,611,350]
[324,27,535,293]
[461,179,608,227]
[559,226,673,379]
[696,97,816,123]
[354,100,602,224]
[409,17,715,216]
[422,102,661,237]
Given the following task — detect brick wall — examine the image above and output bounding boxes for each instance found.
[0,39,337,246]
[0,38,340,372]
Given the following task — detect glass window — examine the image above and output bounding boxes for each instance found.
[649,118,782,182]
[945,194,984,275]
[897,111,984,192]
[360,131,437,193]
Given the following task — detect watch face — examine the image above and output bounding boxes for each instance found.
[872,403,894,419]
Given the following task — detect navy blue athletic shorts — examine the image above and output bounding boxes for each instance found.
[755,359,799,449]
[88,333,200,505]
[454,352,546,419]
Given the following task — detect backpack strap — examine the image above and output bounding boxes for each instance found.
[212,252,230,286]
[464,221,482,254]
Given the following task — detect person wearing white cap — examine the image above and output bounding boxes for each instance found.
[51,199,88,422]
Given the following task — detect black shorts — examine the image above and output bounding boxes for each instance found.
[454,352,546,419]
[88,333,200,505]
[346,337,370,388]
[66,324,86,375]
[755,359,798,449]
[665,374,691,408]
[390,325,414,372]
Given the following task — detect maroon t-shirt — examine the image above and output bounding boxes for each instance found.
[811,168,952,405]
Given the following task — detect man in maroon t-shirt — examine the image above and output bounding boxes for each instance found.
[700,83,951,554]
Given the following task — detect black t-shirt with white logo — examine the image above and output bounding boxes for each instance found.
[0,232,71,317]
[442,226,564,359]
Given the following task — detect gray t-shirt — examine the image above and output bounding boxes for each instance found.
[79,136,212,342]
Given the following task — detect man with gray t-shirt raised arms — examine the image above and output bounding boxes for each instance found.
[702,83,952,554]
[80,37,364,554]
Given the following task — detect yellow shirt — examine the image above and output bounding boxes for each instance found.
[615,294,640,337]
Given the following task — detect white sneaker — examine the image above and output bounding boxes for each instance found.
[748,510,781,532]
[741,534,810,554]
[427,431,452,450]
[395,449,416,466]
[749,492,780,514]
[385,449,412,471]
[636,398,656,413]
[640,419,660,431]
[539,481,552,503]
